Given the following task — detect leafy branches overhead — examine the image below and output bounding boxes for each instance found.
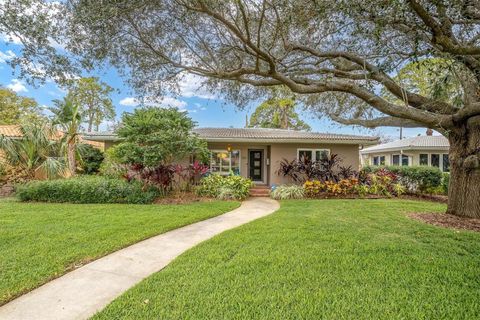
[68,0,480,133]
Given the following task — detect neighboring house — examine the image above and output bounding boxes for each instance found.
[82,127,378,185]
[360,129,450,172]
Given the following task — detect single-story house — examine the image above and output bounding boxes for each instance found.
[360,129,450,172]
[83,127,378,185]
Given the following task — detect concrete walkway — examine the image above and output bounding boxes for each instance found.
[0,197,279,320]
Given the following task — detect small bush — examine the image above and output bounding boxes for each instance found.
[442,173,450,195]
[196,174,253,200]
[304,178,359,197]
[362,166,443,193]
[16,176,159,204]
[79,144,104,174]
[271,185,304,200]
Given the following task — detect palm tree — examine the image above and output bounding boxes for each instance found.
[0,123,66,179]
[50,97,83,175]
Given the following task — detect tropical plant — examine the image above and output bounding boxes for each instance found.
[196,174,253,200]
[0,123,66,180]
[271,185,304,200]
[277,154,356,183]
[50,97,82,175]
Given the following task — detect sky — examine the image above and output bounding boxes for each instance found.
[0,38,431,140]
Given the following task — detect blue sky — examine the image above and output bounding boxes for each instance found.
[0,39,429,139]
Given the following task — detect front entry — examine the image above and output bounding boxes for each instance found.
[249,150,264,182]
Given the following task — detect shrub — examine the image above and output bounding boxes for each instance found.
[196,174,253,200]
[276,154,358,183]
[442,173,450,195]
[79,144,104,174]
[362,166,442,193]
[16,176,160,204]
[304,178,359,197]
[271,185,304,200]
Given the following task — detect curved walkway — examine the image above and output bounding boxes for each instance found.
[0,197,279,320]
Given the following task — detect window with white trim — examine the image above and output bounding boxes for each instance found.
[210,150,241,175]
[372,156,385,166]
[392,154,409,166]
[297,149,330,162]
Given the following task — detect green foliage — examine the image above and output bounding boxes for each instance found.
[0,122,66,180]
[362,166,443,193]
[67,77,115,132]
[16,176,159,204]
[112,107,209,167]
[0,87,45,124]
[196,174,253,200]
[442,173,450,195]
[271,185,304,200]
[99,147,127,178]
[382,58,463,108]
[248,98,310,131]
[78,144,104,174]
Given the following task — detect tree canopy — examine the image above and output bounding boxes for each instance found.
[66,77,115,132]
[248,98,311,131]
[0,88,44,124]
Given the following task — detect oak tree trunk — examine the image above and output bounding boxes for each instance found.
[446,118,480,218]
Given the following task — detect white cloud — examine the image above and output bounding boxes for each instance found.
[119,96,187,109]
[161,96,187,108]
[7,79,28,93]
[0,33,22,45]
[119,97,139,106]
[178,73,216,100]
[0,49,15,63]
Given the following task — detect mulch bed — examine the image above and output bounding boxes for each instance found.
[402,193,448,203]
[409,212,480,232]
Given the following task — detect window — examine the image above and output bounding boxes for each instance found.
[431,154,440,168]
[297,149,330,162]
[372,156,385,166]
[392,154,400,166]
[392,154,409,166]
[442,154,450,172]
[419,154,429,166]
[210,150,240,175]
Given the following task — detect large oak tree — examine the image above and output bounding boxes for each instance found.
[68,0,480,217]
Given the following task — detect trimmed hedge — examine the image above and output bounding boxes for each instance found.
[16,176,160,204]
[362,165,443,193]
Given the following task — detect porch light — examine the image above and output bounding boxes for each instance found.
[227,144,232,152]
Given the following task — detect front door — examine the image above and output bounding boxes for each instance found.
[249,150,263,182]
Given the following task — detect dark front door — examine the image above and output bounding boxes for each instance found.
[249,150,263,181]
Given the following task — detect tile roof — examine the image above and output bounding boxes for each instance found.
[0,125,22,137]
[82,127,379,144]
[192,128,378,143]
[361,135,449,154]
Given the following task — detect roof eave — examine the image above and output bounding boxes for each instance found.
[361,145,450,154]
[202,137,378,145]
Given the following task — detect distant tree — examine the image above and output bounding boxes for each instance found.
[111,107,208,167]
[50,97,82,175]
[0,88,44,124]
[248,98,311,131]
[67,77,115,132]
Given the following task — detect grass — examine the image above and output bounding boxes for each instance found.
[93,199,480,320]
[0,197,239,305]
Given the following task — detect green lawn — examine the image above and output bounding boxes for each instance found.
[0,198,239,305]
[94,199,480,320]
